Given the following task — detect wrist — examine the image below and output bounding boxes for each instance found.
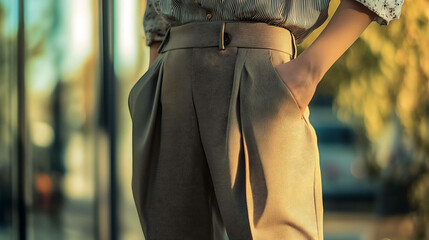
[296,50,325,85]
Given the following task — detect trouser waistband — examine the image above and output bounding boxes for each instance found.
[157,21,297,59]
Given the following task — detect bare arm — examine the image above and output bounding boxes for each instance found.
[275,0,378,114]
[149,41,162,67]
[303,0,377,81]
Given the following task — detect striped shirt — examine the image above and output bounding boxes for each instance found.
[143,0,404,46]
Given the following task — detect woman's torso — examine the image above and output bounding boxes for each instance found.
[149,0,331,44]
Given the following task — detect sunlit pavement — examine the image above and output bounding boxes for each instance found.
[324,212,374,240]
[324,212,417,240]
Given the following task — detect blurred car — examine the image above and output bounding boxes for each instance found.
[308,105,378,211]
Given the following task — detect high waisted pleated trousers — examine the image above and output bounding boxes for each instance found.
[128,21,323,240]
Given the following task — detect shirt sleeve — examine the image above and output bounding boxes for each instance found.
[352,0,404,25]
[143,0,171,46]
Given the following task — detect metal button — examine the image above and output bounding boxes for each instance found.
[206,11,212,20]
[224,32,232,46]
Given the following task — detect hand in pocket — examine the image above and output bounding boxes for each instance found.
[274,57,319,116]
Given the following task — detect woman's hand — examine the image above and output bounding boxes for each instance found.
[274,55,320,116]
[272,0,377,115]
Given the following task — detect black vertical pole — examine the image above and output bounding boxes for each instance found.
[100,0,118,239]
[17,0,27,239]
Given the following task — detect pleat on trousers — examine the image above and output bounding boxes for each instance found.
[128,21,324,240]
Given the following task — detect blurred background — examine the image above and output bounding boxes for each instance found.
[0,0,428,239]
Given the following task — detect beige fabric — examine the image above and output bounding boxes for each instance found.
[128,21,323,240]
[157,21,297,59]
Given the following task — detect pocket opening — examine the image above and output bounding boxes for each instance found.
[266,49,310,126]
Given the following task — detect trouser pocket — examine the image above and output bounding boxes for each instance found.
[263,48,310,125]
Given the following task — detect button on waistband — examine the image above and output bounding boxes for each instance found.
[206,10,212,20]
[224,32,232,46]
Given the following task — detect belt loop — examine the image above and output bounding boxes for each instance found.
[219,22,225,50]
[290,31,297,59]
[157,27,171,54]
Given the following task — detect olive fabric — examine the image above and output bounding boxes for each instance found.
[128,21,323,240]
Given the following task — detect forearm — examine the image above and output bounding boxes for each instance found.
[149,41,162,67]
[299,0,377,83]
